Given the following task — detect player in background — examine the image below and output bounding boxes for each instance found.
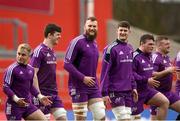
[132,34,169,120]
[3,43,50,120]
[64,17,106,121]
[175,51,180,120]
[150,36,180,120]
[100,21,138,121]
[30,24,67,120]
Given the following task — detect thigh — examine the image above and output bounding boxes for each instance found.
[165,92,180,105]
[88,89,103,106]
[147,92,168,107]
[32,96,50,115]
[145,88,158,104]
[23,103,38,119]
[25,109,46,120]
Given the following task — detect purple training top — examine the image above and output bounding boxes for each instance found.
[3,62,39,103]
[30,43,58,95]
[175,51,180,95]
[133,49,154,92]
[64,34,100,93]
[152,52,173,92]
[100,39,136,97]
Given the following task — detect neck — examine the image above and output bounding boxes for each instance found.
[156,49,166,56]
[117,38,127,43]
[139,47,145,53]
[43,38,53,49]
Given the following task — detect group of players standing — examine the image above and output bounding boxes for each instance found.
[2,16,180,121]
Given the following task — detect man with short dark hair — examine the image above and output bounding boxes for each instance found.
[132,34,169,120]
[100,21,138,121]
[30,24,67,120]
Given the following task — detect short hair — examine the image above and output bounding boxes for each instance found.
[155,36,169,45]
[86,16,97,21]
[118,21,130,29]
[140,34,154,45]
[44,23,61,38]
[17,43,31,55]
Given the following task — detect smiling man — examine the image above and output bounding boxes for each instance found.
[100,21,138,121]
[3,43,48,120]
[30,24,67,120]
[64,17,106,121]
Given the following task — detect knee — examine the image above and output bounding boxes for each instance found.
[89,101,106,120]
[72,103,88,118]
[112,106,131,120]
[161,98,169,108]
[52,108,67,120]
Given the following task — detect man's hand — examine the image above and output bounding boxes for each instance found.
[13,95,29,107]
[17,98,29,107]
[83,76,95,87]
[132,89,138,103]
[38,94,52,106]
[166,66,176,73]
[148,78,160,88]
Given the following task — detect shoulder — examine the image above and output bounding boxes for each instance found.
[133,49,141,59]
[5,62,19,73]
[103,41,118,62]
[27,64,34,69]
[32,44,44,58]
[127,43,134,50]
[106,41,119,54]
[71,35,85,45]
[152,53,159,62]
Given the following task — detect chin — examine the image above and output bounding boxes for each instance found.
[120,37,127,40]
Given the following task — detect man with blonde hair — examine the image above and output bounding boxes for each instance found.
[3,43,49,120]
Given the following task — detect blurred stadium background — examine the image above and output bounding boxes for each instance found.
[0,0,180,120]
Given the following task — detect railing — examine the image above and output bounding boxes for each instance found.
[0,18,28,50]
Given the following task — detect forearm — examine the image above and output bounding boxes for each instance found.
[3,85,15,98]
[64,62,85,81]
[33,68,40,92]
[153,69,172,79]
[100,60,110,97]
[133,72,148,84]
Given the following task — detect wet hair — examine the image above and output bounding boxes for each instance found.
[155,36,169,45]
[17,43,31,55]
[44,23,61,38]
[118,21,130,29]
[86,16,97,22]
[140,34,154,45]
